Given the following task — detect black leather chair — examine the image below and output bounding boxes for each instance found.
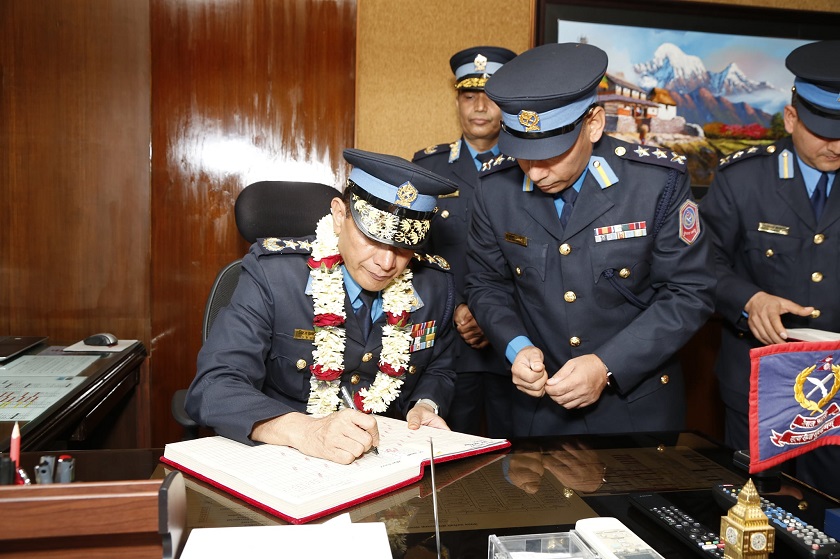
[171,181,338,440]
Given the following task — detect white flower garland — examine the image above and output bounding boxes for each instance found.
[306,214,414,415]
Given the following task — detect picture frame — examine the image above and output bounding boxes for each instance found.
[535,0,840,194]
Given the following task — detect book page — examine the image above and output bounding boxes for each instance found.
[786,328,840,342]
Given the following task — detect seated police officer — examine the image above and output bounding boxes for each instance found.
[412,45,516,437]
[186,149,458,464]
[465,43,715,437]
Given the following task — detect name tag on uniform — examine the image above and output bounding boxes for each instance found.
[294,329,315,341]
[757,222,790,235]
[410,321,436,352]
[504,232,528,247]
[594,221,647,243]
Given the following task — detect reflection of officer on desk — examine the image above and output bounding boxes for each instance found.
[465,43,715,437]
[412,46,516,437]
[701,40,840,498]
[187,149,459,464]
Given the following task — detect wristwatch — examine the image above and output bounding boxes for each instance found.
[415,398,439,415]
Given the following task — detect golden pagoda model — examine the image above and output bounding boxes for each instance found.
[720,479,775,559]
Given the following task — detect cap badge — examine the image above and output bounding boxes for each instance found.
[396,181,419,208]
[518,110,540,132]
[473,54,488,73]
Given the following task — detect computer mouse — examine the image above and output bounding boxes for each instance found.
[84,333,118,347]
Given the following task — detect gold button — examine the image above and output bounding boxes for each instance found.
[564,291,576,303]
[441,210,450,219]
[767,145,776,154]
[811,309,821,319]
[351,374,361,384]
[812,272,823,283]
[660,374,669,385]
[619,267,631,279]
[570,336,581,347]
[615,146,626,156]
[559,243,571,255]
[515,266,522,276]
[765,249,774,258]
[408,365,417,375]
[814,234,825,244]
[295,359,307,370]
[362,352,373,362]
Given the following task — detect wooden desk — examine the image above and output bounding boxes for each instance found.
[1,341,149,451]
[18,433,840,559]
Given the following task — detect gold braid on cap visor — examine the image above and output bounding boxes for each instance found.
[455,76,488,90]
[347,181,435,247]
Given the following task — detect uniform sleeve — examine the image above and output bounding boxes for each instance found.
[186,251,296,445]
[595,171,716,392]
[701,168,761,327]
[464,182,529,356]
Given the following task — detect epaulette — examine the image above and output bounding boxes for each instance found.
[614,144,687,173]
[478,154,518,177]
[412,252,451,272]
[718,144,777,170]
[412,143,451,162]
[255,237,313,256]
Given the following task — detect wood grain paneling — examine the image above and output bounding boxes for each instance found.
[150,0,356,445]
[0,2,150,344]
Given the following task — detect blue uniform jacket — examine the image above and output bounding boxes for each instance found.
[465,135,715,436]
[186,237,457,445]
[413,139,507,375]
[701,137,840,415]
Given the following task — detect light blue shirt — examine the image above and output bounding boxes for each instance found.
[342,266,382,322]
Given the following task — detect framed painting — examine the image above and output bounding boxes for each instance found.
[536,0,840,195]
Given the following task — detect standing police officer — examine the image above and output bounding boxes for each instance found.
[187,149,459,464]
[465,42,715,437]
[702,40,840,497]
[412,46,516,437]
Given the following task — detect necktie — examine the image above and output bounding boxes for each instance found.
[558,187,578,229]
[475,151,494,170]
[355,290,376,341]
[811,172,829,221]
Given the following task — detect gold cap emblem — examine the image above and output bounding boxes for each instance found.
[473,53,488,72]
[396,182,418,208]
[519,110,540,132]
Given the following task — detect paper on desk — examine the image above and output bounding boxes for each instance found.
[62,339,138,353]
[179,520,392,559]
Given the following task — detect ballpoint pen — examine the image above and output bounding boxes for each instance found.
[339,385,379,455]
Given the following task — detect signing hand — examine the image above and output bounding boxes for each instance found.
[512,345,548,397]
[453,303,490,349]
[744,291,814,345]
[544,354,608,409]
[251,409,379,464]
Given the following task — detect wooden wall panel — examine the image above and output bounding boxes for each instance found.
[0,2,151,343]
[150,0,356,445]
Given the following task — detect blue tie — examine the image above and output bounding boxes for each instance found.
[355,290,375,341]
[558,187,578,229]
[811,172,829,221]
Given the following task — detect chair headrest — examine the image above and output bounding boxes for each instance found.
[234,181,338,243]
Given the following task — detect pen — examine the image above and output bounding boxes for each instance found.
[339,385,379,455]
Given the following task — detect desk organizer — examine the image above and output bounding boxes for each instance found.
[488,531,596,558]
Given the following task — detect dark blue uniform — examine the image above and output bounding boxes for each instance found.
[701,138,840,496]
[187,237,457,445]
[465,135,716,436]
[413,140,511,436]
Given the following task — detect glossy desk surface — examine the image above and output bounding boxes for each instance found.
[0,341,147,451]
[18,432,840,559]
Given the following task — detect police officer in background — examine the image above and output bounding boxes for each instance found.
[702,40,840,497]
[187,149,459,464]
[412,46,516,437]
[465,42,715,437]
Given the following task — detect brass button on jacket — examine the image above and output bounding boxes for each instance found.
[362,352,373,362]
[295,359,307,370]
[440,210,450,219]
[814,233,825,245]
[765,249,774,258]
[619,267,631,279]
[559,243,571,255]
[350,374,361,384]
[570,336,581,347]
[660,374,670,385]
[564,291,577,303]
[515,266,522,276]
[812,272,823,283]
[408,365,417,375]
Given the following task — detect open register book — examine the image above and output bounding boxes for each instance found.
[161,415,510,524]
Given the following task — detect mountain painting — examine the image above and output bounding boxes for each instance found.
[555,19,810,188]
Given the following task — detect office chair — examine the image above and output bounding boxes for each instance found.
[171,181,338,441]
